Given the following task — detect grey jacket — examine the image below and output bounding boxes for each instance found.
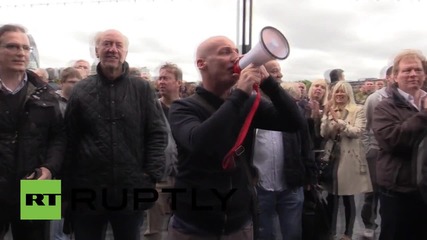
[362,87,389,153]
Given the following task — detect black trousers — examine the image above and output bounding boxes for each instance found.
[326,194,355,237]
[71,210,144,240]
[0,201,49,240]
[379,188,427,240]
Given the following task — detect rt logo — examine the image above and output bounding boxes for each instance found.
[20,180,61,220]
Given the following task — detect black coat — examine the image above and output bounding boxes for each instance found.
[0,70,65,204]
[415,133,427,204]
[63,62,167,210]
[168,76,304,234]
[282,120,318,188]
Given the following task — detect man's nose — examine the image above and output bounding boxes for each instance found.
[409,69,418,76]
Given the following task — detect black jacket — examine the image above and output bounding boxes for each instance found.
[415,133,427,204]
[168,76,304,234]
[0,71,65,204]
[63,62,167,210]
[282,119,318,188]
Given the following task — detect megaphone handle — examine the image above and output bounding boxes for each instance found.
[222,84,260,170]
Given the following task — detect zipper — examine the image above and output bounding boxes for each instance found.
[222,175,233,235]
[11,131,18,144]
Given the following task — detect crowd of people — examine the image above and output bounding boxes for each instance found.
[1,23,427,240]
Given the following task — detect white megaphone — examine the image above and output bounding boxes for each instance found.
[233,26,290,73]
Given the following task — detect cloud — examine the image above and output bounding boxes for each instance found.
[1,0,426,82]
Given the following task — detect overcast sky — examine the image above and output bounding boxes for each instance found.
[1,0,426,82]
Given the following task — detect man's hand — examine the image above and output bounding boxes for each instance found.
[259,65,269,80]
[25,167,52,180]
[235,63,264,95]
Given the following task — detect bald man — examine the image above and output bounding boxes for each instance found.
[33,68,49,83]
[63,29,167,240]
[264,60,283,82]
[167,36,304,239]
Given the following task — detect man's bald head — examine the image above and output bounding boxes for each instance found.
[264,60,283,82]
[194,36,240,91]
[196,36,237,60]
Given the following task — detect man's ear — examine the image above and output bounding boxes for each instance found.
[95,47,100,58]
[196,58,206,70]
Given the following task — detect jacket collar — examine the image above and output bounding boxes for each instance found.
[96,61,130,84]
[25,70,55,104]
[389,85,425,111]
[195,86,224,110]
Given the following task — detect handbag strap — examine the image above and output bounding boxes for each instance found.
[190,91,260,237]
[190,88,261,170]
[222,85,260,170]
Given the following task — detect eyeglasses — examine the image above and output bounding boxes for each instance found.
[75,65,89,70]
[0,43,33,53]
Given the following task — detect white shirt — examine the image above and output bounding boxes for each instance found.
[397,88,427,110]
[252,129,286,191]
[0,73,28,95]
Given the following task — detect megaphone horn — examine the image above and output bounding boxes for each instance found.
[234,26,290,73]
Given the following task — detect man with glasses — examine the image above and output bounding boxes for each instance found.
[0,24,65,239]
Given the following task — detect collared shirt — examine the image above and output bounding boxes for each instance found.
[397,88,427,110]
[0,72,28,95]
[252,129,286,191]
[55,90,68,116]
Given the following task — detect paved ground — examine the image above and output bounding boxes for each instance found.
[4,193,379,240]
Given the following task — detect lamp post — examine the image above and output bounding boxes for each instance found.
[238,0,253,54]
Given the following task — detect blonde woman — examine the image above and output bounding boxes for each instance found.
[307,79,329,150]
[320,81,372,240]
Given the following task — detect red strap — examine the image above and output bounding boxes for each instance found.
[222,84,261,170]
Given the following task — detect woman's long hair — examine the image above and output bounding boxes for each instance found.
[330,81,357,113]
[308,79,329,107]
